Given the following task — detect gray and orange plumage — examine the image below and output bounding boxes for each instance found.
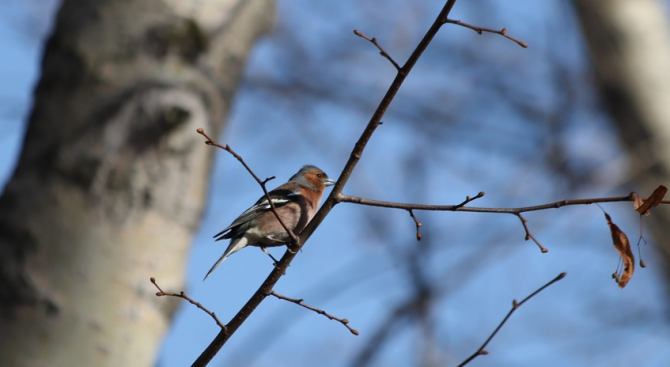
[204,165,335,279]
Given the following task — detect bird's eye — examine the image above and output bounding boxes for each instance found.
[317,173,323,178]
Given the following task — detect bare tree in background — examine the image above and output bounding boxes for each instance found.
[0,1,274,366]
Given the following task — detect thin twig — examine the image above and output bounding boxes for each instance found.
[270,291,359,336]
[196,128,298,245]
[151,277,226,330]
[353,30,401,71]
[454,191,485,209]
[409,193,482,241]
[408,209,423,241]
[445,19,528,48]
[515,213,547,253]
[457,272,567,367]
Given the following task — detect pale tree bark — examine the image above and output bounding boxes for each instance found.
[0,1,274,366]
[572,1,670,262]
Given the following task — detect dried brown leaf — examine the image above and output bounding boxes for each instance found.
[604,213,634,288]
[635,185,667,215]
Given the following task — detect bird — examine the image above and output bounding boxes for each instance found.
[204,165,336,279]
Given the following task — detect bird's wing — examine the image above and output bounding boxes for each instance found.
[213,188,299,240]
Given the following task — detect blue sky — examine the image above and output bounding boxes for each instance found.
[2,1,670,367]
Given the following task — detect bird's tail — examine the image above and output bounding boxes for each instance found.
[203,237,248,280]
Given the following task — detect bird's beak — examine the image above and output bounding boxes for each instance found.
[325,178,336,187]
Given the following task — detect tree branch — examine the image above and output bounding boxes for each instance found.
[353,29,401,71]
[457,272,567,367]
[337,193,644,213]
[151,277,226,330]
[445,19,528,48]
[196,128,298,244]
[337,193,661,253]
[270,290,359,335]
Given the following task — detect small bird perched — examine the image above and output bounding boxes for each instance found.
[204,165,336,279]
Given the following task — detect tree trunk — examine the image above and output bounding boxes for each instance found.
[0,1,274,366]
[572,1,670,261]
